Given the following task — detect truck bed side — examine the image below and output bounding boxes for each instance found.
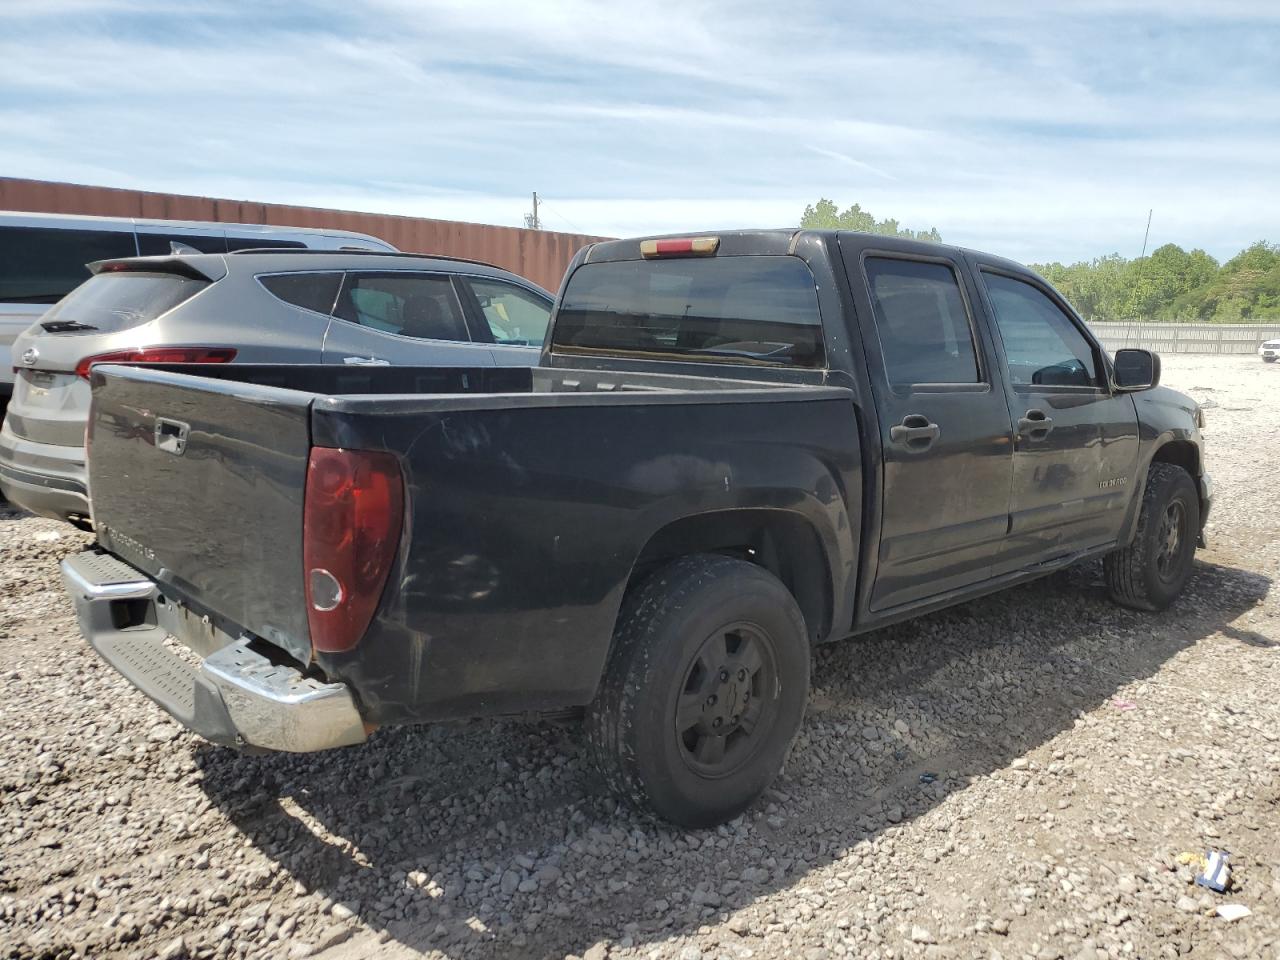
[85,364,862,724]
[309,385,861,723]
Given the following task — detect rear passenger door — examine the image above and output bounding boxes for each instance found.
[972,264,1140,572]
[322,271,496,367]
[840,238,1015,610]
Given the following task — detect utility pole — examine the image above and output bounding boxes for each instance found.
[1139,208,1153,259]
[524,191,541,230]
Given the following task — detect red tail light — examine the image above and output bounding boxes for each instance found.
[303,447,404,654]
[75,347,237,380]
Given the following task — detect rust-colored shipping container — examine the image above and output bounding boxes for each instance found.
[0,177,608,293]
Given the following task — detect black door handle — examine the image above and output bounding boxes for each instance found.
[1017,409,1054,439]
[889,414,940,449]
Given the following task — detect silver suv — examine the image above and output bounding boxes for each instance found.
[0,211,397,422]
[1,249,555,524]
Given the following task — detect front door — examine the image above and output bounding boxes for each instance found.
[971,264,1140,574]
[840,240,1015,610]
[323,271,497,367]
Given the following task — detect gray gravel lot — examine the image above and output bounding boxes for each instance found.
[2,355,1278,960]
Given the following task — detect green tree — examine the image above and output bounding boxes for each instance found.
[1032,241,1277,323]
[800,198,941,242]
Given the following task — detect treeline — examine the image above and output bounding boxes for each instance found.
[800,198,942,242]
[800,198,1280,323]
[1031,242,1280,323]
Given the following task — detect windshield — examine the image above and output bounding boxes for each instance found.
[552,256,824,367]
[36,271,210,334]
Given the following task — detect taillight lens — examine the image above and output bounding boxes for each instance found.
[303,447,404,654]
[75,347,237,380]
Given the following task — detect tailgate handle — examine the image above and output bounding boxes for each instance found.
[154,417,190,456]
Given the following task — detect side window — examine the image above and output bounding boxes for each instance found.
[864,257,980,387]
[258,272,343,315]
[0,226,137,303]
[467,279,553,346]
[982,273,1099,387]
[136,232,228,255]
[227,236,307,252]
[334,273,470,342]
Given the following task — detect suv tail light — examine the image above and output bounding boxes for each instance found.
[75,347,237,380]
[303,447,404,654]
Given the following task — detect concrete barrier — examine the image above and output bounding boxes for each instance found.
[1088,321,1280,355]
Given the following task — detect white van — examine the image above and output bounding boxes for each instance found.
[0,212,396,421]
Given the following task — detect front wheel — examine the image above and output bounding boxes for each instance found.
[1104,463,1199,611]
[586,554,810,827]
[1264,356,1277,363]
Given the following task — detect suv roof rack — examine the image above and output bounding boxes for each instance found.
[229,248,503,270]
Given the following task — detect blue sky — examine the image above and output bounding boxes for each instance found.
[1,0,1276,264]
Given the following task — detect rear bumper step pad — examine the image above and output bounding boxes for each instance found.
[61,550,366,753]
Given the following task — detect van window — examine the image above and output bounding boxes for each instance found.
[227,236,308,252]
[864,257,980,386]
[553,256,823,367]
[0,226,137,303]
[37,272,210,334]
[258,272,343,315]
[136,233,228,256]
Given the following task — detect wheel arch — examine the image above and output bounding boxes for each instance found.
[1149,438,1200,477]
[1119,438,1201,546]
[624,508,837,647]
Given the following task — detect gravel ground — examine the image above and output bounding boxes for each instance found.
[2,354,1278,960]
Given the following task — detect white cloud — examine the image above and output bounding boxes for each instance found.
[0,0,1275,263]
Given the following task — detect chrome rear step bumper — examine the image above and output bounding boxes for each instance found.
[61,550,366,753]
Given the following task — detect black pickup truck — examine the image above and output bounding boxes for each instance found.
[61,230,1210,826]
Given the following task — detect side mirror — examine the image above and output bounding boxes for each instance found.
[1113,348,1160,391]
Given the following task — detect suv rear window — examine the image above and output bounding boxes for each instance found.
[552,256,824,367]
[37,271,210,334]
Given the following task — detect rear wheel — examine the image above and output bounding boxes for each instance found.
[1104,462,1199,611]
[586,554,809,827]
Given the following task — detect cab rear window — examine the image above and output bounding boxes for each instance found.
[552,256,824,367]
[37,271,210,334]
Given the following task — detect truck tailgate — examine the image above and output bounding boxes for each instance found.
[87,365,314,663]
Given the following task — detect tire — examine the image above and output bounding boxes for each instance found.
[586,554,810,827]
[1264,356,1277,363]
[1104,462,1199,611]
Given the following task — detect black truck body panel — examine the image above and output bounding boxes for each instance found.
[87,363,860,723]
[81,228,1211,732]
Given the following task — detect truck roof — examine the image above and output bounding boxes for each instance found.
[581,228,1032,276]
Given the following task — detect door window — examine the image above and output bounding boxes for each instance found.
[864,257,980,386]
[467,278,552,346]
[982,273,1100,387]
[258,272,343,315]
[0,226,138,303]
[334,273,470,342]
